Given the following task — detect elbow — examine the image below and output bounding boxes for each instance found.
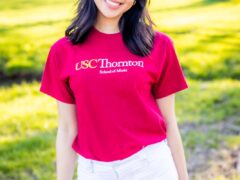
[164,115,178,127]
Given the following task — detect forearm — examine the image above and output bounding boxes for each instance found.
[56,126,78,180]
[166,118,189,180]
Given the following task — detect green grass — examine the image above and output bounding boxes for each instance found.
[225,135,240,149]
[0,0,74,78]
[0,0,240,179]
[0,131,56,179]
[0,81,76,179]
[177,78,240,124]
[150,0,240,80]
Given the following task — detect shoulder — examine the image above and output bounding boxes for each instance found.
[50,36,73,52]
[151,30,177,56]
[153,30,174,46]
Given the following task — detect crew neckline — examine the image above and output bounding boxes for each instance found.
[92,26,121,37]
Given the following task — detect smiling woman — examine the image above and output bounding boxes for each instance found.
[39,0,190,179]
[65,0,155,57]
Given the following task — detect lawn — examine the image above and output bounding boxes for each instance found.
[0,0,239,179]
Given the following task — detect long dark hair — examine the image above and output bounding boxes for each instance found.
[65,0,156,57]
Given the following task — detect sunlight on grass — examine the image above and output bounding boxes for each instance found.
[0,5,72,26]
[151,1,240,79]
[0,80,60,179]
[0,80,58,137]
[1,0,239,79]
[225,136,240,149]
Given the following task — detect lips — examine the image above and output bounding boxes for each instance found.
[105,0,123,9]
[109,0,122,3]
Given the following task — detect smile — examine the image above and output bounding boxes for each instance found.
[105,0,123,10]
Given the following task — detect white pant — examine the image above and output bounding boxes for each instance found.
[77,139,179,180]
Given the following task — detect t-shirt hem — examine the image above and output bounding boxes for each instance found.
[39,87,76,104]
[72,135,167,162]
[154,83,189,99]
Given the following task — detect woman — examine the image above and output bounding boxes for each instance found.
[39,0,190,179]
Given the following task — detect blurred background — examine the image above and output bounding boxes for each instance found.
[0,0,239,179]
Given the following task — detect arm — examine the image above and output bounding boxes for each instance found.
[56,100,78,180]
[156,94,189,180]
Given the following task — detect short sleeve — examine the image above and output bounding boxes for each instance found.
[152,36,189,99]
[39,44,76,104]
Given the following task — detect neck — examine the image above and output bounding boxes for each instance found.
[94,11,121,33]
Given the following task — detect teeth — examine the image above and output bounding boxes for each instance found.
[106,0,120,6]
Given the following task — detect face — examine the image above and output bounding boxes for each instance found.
[94,0,135,19]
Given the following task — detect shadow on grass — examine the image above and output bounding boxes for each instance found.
[203,0,230,4]
[0,74,42,88]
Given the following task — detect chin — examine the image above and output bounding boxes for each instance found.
[100,10,123,19]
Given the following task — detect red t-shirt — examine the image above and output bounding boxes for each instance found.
[39,26,189,161]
